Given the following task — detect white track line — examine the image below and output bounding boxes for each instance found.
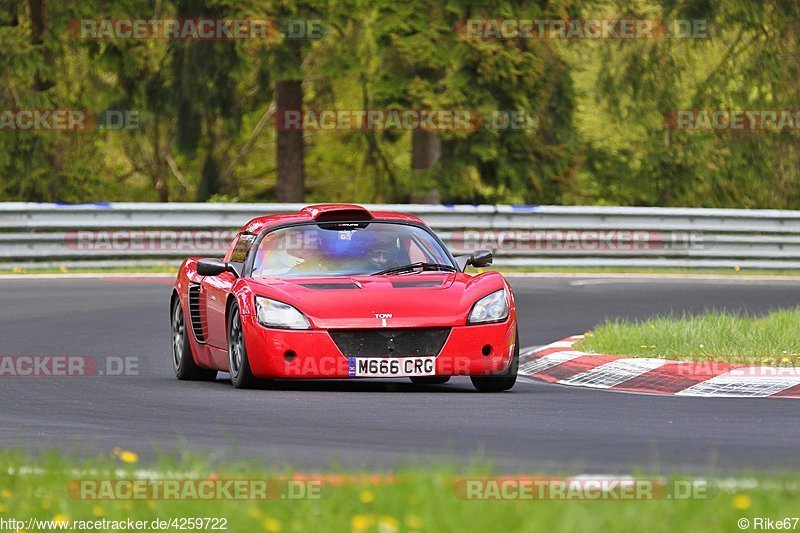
[558,358,669,389]
[676,369,800,397]
[519,351,585,376]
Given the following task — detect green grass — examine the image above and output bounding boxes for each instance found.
[0,450,795,533]
[575,307,800,364]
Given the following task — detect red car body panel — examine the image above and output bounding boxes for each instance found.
[172,204,517,380]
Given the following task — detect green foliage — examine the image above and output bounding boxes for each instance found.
[576,0,800,208]
[1,0,799,207]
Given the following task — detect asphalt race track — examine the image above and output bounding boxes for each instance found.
[2,275,800,474]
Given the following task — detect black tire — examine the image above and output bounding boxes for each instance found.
[171,297,217,381]
[227,303,258,389]
[470,331,519,392]
[410,376,451,385]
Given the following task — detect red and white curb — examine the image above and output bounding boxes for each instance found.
[519,336,800,398]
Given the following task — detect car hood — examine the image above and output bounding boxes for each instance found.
[243,272,503,329]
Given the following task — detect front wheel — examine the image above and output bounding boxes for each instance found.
[228,303,258,389]
[171,298,217,381]
[470,331,519,392]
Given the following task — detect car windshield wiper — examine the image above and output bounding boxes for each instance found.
[372,262,458,276]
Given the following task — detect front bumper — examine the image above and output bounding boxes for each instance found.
[240,315,517,379]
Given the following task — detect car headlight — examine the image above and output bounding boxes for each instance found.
[256,297,311,330]
[468,289,509,324]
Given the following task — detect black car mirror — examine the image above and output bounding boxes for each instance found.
[197,258,230,277]
[467,250,493,268]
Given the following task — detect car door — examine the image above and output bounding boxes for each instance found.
[202,233,257,350]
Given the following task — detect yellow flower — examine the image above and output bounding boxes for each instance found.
[734,265,741,272]
[53,514,69,525]
[263,517,281,532]
[248,507,261,519]
[732,493,751,510]
[0,489,10,498]
[782,357,790,364]
[359,490,375,504]
[351,515,374,531]
[59,265,68,273]
[119,450,138,464]
[377,516,399,533]
[649,345,656,349]
[92,506,104,517]
[405,515,423,529]
[649,323,656,329]
[640,345,648,349]
[583,331,592,337]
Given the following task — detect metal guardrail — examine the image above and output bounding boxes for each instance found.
[2,202,800,269]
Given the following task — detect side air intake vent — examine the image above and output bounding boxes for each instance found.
[187,283,206,343]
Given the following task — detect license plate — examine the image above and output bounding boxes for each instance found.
[348,356,436,377]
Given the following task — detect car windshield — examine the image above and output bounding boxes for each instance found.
[251,222,453,278]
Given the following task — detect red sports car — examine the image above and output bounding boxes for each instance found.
[170,204,518,392]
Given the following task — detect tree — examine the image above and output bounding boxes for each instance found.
[274,44,305,202]
[585,0,800,208]
[368,0,580,204]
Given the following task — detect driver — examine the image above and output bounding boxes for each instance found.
[366,239,402,271]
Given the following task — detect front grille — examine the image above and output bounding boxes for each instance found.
[187,283,206,343]
[329,328,451,357]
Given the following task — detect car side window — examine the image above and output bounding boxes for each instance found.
[407,237,431,263]
[407,233,446,264]
[227,233,257,264]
